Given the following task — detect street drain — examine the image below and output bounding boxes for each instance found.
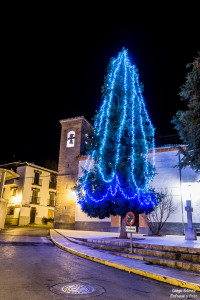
[62,283,95,294]
[50,281,105,298]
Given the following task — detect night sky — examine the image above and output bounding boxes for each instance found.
[1,5,199,167]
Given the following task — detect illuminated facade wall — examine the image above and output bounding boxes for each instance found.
[151,148,200,233]
[54,116,92,229]
[1,162,57,226]
[76,147,200,234]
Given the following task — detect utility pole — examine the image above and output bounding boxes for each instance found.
[178,152,185,235]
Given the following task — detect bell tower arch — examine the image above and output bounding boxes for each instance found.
[54,116,92,229]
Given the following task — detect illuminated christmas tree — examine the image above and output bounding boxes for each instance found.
[75,49,159,232]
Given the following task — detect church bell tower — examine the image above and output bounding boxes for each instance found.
[54,116,92,229]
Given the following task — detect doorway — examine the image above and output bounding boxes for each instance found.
[30,207,36,223]
[48,209,54,219]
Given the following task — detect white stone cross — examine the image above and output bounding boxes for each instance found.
[185,200,196,240]
[185,200,193,228]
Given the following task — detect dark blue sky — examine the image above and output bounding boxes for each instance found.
[1,5,199,166]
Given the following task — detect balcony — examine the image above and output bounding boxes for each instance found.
[30,196,40,204]
[32,178,42,186]
[47,199,55,207]
[49,181,57,189]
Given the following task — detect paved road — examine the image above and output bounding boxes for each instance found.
[0,228,198,300]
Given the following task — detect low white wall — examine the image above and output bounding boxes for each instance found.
[151,150,200,224]
[75,203,110,222]
[77,150,200,227]
[0,198,8,229]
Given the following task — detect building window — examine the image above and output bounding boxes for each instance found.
[48,192,55,206]
[31,189,40,204]
[66,131,75,148]
[48,209,54,219]
[11,187,17,196]
[33,171,42,186]
[49,174,56,189]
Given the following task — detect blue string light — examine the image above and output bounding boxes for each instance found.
[78,48,157,210]
[81,175,157,208]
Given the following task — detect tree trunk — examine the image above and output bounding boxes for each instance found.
[119,216,128,239]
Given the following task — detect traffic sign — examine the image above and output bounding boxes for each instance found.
[126,226,136,233]
[125,212,135,226]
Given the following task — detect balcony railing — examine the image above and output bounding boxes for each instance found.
[47,199,55,207]
[32,178,42,186]
[30,196,40,204]
[49,181,57,189]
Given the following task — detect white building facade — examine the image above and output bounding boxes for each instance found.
[75,147,200,234]
[0,162,57,226]
[150,147,199,234]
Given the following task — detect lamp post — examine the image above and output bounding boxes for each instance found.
[178,152,185,235]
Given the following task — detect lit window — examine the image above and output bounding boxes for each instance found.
[31,189,40,204]
[48,209,54,219]
[49,192,55,206]
[11,187,17,196]
[50,192,55,201]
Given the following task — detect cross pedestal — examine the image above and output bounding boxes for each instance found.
[184,200,197,240]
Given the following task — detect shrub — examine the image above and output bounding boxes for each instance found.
[42,217,54,224]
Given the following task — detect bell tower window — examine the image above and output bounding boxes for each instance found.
[66,131,75,148]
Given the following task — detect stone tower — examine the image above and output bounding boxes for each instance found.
[54,116,92,229]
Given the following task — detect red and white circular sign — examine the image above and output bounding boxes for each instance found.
[125,212,135,226]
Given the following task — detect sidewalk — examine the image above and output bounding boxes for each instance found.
[53,229,200,249]
[50,229,200,292]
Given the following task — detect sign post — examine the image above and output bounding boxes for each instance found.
[125,212,136,253]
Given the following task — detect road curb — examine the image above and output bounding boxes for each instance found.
[50,230,200,292]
